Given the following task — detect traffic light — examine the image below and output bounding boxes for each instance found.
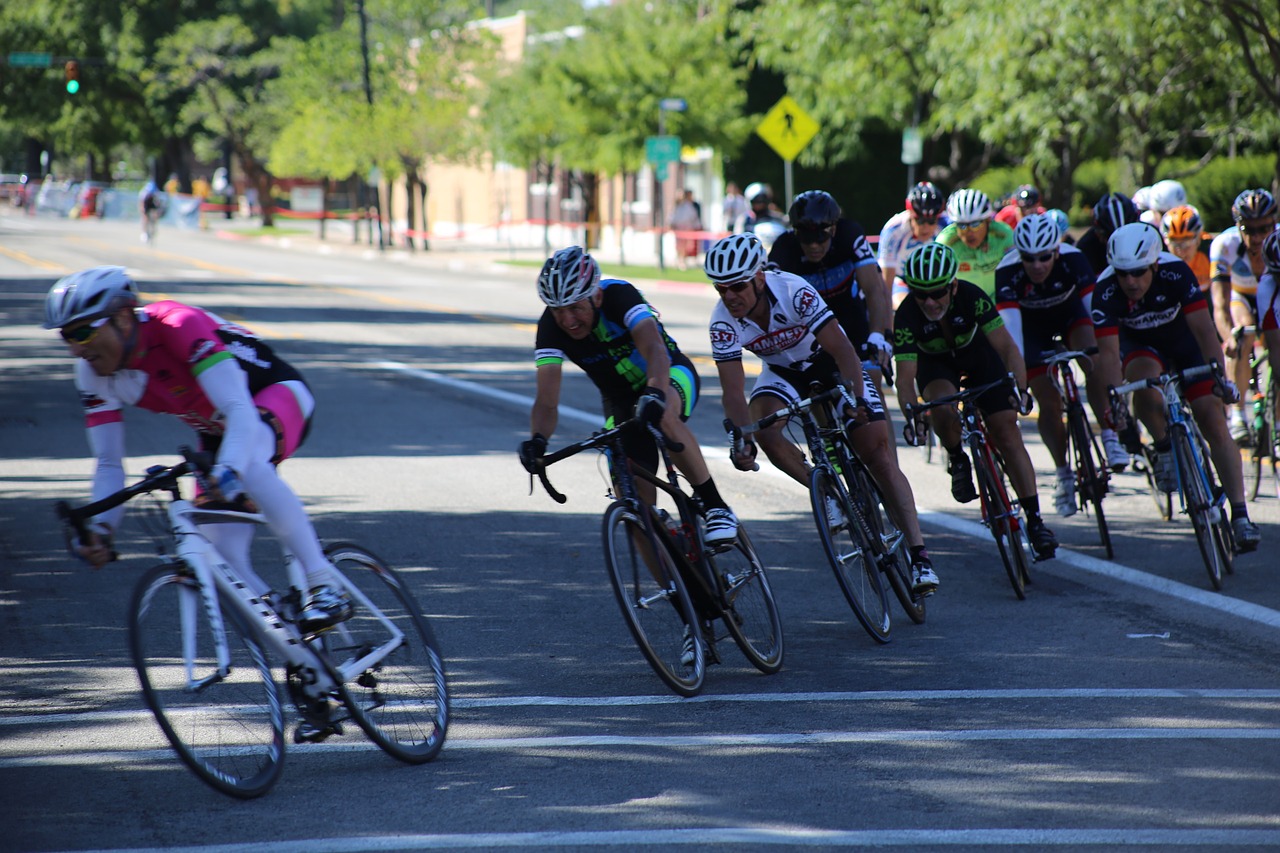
[64,60,79,94]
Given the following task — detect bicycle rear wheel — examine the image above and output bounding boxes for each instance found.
[1069,406,1113,558]
[852,467,924,624]
[602,502,704,696]
[705,525,784,674]
[810,466,891,642]
[1171,426,1231,589]
[323,543,449,763]
[130,563,284,799]
[973,446,1028,600]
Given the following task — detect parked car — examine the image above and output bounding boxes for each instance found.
[0,173,28,207]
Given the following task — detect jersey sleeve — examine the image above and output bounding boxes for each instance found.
[974,289,1005,335]
[892,303,921,362]
[1208,231,1234,280]
[533,311,567,368]
[708,304,742,363]
[600,280,658,332]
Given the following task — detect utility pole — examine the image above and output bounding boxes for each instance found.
[357,0,384,249]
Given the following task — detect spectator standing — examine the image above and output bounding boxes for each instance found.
[670,189,704,271]
[722,182,749,233]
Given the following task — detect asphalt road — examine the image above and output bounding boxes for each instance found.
[1,213,1278,851]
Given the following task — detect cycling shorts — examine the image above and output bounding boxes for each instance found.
[199,379,315,464]
[749,352,886,429]
[1021,297,1093,380]
[915,338,1016,416]
[602,353,699,473]
[1120,336,1214,401]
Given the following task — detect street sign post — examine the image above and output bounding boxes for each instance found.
[645,134,681,183]
[755,95,820,207]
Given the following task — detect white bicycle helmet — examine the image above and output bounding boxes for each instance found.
[1106,222,1163,271]
[1148,179,1187,213]
[945,188,993,225]
[43,265,139,330]
[537,246,600,307]
[705,233,767,284]
[1014,213,1061,255]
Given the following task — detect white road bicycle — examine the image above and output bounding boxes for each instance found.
[56,448,449,799]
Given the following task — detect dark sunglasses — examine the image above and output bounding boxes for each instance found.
[1114,267,1149,279]
[1020,252,1055,264]
[911,288,950,303]
[1241,223,1275,236]
[797,227,835,244]
[912,215,939,225]
[714,278,754,294]
[59,317,109,345]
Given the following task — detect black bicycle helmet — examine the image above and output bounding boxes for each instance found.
[1093,191,1139,235]
[788,190,842,232]
[906,182,944,217]
[1014,184,1041,208]
[1232,188,1278,224]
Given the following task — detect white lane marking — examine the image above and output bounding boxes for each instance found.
[7,727,1280,770]
[47,827,1280,852]
[7,687,1277,727]
[368,360,1280,631]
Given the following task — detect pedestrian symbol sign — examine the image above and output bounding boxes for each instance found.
[756,96,819,162]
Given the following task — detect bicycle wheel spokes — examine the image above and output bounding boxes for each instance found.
[1171,427,1229,589]
[707,528,784,674]
[130,564,284,799]
[1071,410,1114,558]
[856,469,924,624]
[810,467,891,642]
[324,543,449,764]
[602,503,704,696]
[974,449,1027,600]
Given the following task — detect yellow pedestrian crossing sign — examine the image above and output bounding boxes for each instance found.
[756,96,820,162]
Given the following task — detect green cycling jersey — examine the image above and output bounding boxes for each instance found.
[935,219,1015,299]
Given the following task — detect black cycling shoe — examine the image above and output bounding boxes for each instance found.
[948,453,977,503]
[1026,518,1058,559]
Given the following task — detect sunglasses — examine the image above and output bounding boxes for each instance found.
[1020,252,1055,264]
[797,227,835,244]
[60,317,110,345]
[714,278,754,294]
[1241,223,1275,236]
[955,221,987,231]
[911,288,950,303]
[912,215,939,225]
[1114,267,1149,279]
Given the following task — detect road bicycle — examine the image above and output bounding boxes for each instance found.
[55,449,449,798]
[904,376,1039,600]
[1112,364,1236,589]
[733,382,921,638]
[1235,325,1279,502]
[531,417,783,698]
[1041,347,1114,557]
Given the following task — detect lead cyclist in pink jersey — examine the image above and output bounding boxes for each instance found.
[45,265,351,633]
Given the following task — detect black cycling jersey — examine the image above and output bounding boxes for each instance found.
[893,279,1004,360]
[1074,228,1109,276]
[769,218,878,347]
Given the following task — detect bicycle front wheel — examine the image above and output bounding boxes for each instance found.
[706,526,784,674]
[1171,426,1230,589]
[1069,407,1113,558]
[130,563,285,799]
[602,502,704,696]
[974,446,1028,600]
[323,543,449,764]
[851,466,924,624]
[810,466,891,642]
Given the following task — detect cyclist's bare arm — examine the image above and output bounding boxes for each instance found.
[530,362,563,440]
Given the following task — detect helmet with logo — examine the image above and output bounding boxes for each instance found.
[1148,179,1187,214]
[1263,230,1280,276]
[44,265,139,330]
[1160,205,1203,242]
[1014,184,1041,208]
[1232,188,1277,223]
[945,188,993,225]
[704,233,767,284]
[901,243,959,292]
[536,246,600,307]
[906,181,945,217]
[1014,213,1061,255]
[788,190,841,231]
[1093,191,1139,235]
[1106,222,1163,271]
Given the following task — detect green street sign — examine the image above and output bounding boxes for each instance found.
[8,52,53,68]
[645,135,681,166]
[654,162,670,181]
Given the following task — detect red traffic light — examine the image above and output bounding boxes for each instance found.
[64,60,79,94]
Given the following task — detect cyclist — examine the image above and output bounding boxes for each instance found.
[518,246,739,544]
[1140,179,1188,227]
[742,182,788,248]
[707,233,939,595]
[1210,188,1279,442]
[995,184,1045,229]
[1092,223,1261,552]
[1076,191,1140,276]
[879,181,949,309]
[894,243,1059,559]
[769,191,894,383]
[44,266,352,633]
[1259,231,1280,382]
[935,188,1016,299]
[1160,205,1211,292]
[138,180,163,243]
[995,214,1130,517]
[1046,209,1074,245]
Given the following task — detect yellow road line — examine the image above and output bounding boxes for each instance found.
[0,244,70,272]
